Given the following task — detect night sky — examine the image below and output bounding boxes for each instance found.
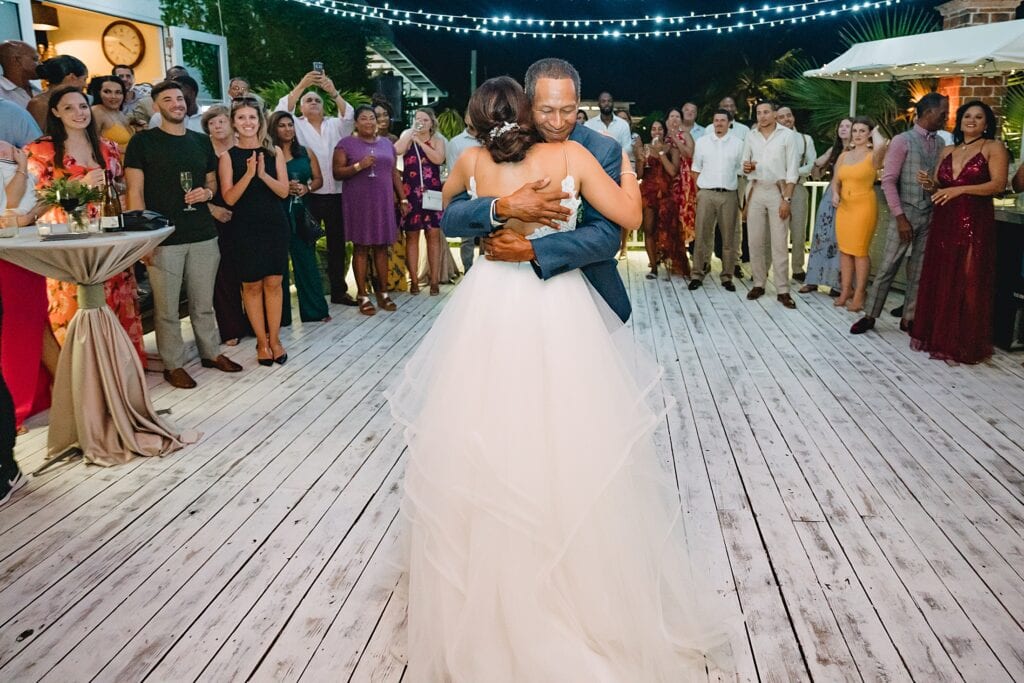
[360,0,953,112]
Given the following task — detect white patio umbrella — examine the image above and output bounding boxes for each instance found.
[804,19,1024,114]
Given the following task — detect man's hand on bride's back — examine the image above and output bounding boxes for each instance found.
[494,177,572,229]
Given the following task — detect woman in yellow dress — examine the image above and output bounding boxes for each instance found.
[832,116,888,312]
[88,76,133,153]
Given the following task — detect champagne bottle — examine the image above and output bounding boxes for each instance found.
[100,170,124,231]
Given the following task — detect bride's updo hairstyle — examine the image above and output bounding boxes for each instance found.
[467,76,537,163]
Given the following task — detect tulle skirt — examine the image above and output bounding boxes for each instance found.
[387,257,742,682]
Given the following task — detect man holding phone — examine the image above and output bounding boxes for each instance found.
[275,67,357,306]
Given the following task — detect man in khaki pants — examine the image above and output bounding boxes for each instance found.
[776,106,816,281]
[741,101,800,309]
[689,109,744,292]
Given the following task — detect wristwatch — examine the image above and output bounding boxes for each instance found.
[783,196,792,203]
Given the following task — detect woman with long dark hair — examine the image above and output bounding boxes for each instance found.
[218,99,292,366]
[88,75,132,151]
[633,119,679,279]
[664,107,695,276]
[269,110,330,325]
[800,117,852,295]
[911,101,1009,364]
[25,86,144,365]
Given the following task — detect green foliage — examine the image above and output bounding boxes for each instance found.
[255,79,371,117]
[160,0,372,96]
[838,6,940,47]
[1003,83,1024,159]
[37,178,102,208]
[436,109,465,140]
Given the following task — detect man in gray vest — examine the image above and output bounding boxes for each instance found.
[850,93,948,335]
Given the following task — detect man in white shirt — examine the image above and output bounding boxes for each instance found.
[275,70,355,305]
[690,109,745,292]
[776,106,816,281]
[742,101,800,308]
[718,95,751,276]
[0,42,40,107]
[683,102,705,141]
[584,91,632,151]
[446,112,482,272]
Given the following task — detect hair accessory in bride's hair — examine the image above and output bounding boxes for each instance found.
[488,121,520,140]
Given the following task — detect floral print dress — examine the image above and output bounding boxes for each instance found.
[25,137,145,366]
[400,141,443,232]
[666,131,697,275]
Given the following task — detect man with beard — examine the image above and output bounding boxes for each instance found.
[584,90,633,153]
[149,75,204,133]
[125,81,242,388]
[441,59,630,323]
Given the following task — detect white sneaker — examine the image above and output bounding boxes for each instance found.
[0,468,26,506]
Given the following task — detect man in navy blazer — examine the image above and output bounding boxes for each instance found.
[440,58,631,322]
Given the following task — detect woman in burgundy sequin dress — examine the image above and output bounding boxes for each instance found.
[911,101,1009,365]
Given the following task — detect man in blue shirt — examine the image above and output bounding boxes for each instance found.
[0,99,41,147]
[441,58,629,322]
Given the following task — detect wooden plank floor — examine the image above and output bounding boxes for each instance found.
[2,253,1024,682]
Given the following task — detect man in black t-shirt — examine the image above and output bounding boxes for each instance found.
[125,81,242,389]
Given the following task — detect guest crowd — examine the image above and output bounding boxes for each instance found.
[0,37,1017,500]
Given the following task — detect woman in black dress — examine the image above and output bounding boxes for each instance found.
[218,99,291,366]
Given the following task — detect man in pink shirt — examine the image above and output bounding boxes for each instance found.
[851,93,948,335]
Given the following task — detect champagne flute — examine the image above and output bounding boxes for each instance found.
[368,145,377,178]
[181,171,196,212]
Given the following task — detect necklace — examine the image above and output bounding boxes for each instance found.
[360,135,379,146]
[959,136,983,147]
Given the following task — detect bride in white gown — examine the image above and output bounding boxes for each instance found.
[388,76,742,682]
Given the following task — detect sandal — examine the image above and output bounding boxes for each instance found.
[357,296,377,316]
[376,293,397,311]
[409,280,420,295]
[429,284,440,296]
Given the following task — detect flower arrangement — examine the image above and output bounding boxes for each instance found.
[36,178,103,231]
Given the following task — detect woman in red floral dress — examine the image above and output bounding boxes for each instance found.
[633,120,679,280]
[665,108,696,277]
[25,86,145,366]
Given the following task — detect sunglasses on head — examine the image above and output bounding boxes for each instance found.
[231,96,260,106]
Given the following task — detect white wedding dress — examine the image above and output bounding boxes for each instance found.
[387,174,741,682]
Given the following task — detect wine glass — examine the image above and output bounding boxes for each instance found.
[368,145,377,178]
[180,171,196,212]
[58,192,81,231]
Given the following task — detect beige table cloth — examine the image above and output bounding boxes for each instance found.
[0,226,199,465]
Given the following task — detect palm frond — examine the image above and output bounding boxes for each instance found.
[838,6,940,47]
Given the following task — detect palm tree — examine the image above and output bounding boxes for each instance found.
[773,6,941,145]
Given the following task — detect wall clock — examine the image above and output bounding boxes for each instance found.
[102,21,145,68]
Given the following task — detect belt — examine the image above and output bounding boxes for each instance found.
[700,187,735,193]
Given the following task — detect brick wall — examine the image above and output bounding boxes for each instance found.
[935,0,1021,123]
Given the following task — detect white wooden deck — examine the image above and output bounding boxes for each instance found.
[2,253,1024,682]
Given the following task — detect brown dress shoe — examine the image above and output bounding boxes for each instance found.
[850,317,876,335]
[746,287,765,300]
[201,354,243,372]
[777,293,797,309]
[163,368,197,389]
[899,319,913,333]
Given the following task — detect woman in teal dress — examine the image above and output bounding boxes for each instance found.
[270,111,330,324]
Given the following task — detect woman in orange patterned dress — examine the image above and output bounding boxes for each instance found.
[633,120,679,280]
[665,107,696,277]
[24,87,145,366]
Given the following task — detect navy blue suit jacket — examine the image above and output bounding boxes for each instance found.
[440,124,631,322]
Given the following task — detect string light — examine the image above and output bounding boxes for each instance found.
[286,0,901,39]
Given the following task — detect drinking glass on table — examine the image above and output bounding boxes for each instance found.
[180,171,197,212]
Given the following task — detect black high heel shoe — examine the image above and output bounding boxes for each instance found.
[274,353,288,365]
[257,342,274,367]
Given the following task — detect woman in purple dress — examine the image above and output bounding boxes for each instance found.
[395,108,446,295]
[912,101,1009,364]
[334,106,410,315]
